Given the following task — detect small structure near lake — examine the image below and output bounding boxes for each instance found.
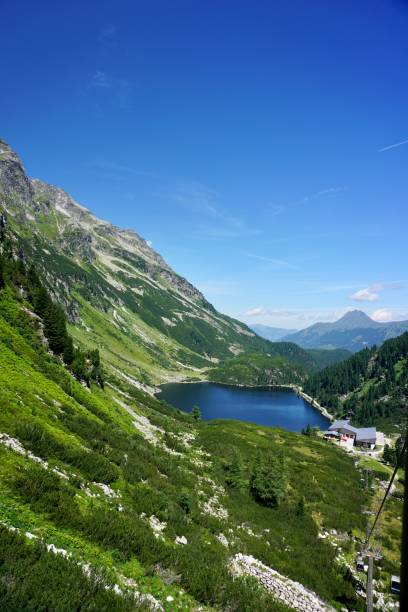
[323,419,381,450]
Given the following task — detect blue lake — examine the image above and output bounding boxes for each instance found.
[158,382,329,432]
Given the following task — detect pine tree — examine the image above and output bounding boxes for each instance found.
[225,450,245,489]
[191,405,201,421]
[250,451,288,507]
[63,336,74,365]
[0,257,4,290]
[296,496,306,517]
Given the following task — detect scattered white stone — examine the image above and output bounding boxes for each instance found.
[166,595,174,602]
[113,398,162,445]
[201,495,229,520]
[93,482,119,498]
[111,367,159,396]
[175,535,187,545]
[46,543,69,558]
[230,554,335,612]
[161,316,176,327]
[5,524,165,611]
[148,515,167,538]
[52,467,69,480]
[0,432,48,468]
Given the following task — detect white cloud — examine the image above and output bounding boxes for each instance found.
[88,71,132,109]
[371,308,393,322]
[99,24,117,41]
[378,138,408,152]
[245,307,268,317]
[350,287,380,302]
[290,186,346,207]
[244,253,299,270]
[90,71,112,88]
[350,281,403,302]
[167,180,259,239]
[370,308,408,323]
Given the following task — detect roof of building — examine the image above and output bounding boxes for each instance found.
[328,420,359,434]
[355,427,377,442]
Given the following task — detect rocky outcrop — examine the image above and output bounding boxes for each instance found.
[0,139,34,208]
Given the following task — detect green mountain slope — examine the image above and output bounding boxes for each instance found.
[304,333,408,431]
[0,138,327,386]
[0,251,373,610]
[305,348,353,369]
[209,354,306,386]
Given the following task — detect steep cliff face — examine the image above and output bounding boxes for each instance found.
[0,139,34,207]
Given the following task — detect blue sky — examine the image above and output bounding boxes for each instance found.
[2,0,407,329]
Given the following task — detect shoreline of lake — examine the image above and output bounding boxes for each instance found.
[157,379,333,433]
[157,379,334,423]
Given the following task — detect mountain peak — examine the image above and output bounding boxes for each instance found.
[337,310,373,327]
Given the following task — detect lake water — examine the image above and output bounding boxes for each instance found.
[158,382,329,432]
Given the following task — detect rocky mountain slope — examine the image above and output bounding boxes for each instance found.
[282,310,408,352]
[0,138,335,387]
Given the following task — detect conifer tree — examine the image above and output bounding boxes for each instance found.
[191,405,201,421]
[250,451,288,507]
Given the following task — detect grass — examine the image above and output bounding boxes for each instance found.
[0,286,401,610]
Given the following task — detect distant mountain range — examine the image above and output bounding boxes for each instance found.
[281,310,408,352]
[250,324,297,341]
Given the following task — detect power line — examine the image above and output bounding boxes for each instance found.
[366,436,407,547]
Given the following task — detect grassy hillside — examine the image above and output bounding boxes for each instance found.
[304,333,408,431]
[0,255,378,610]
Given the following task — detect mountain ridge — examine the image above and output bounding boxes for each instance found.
[282,309,408,352]
[250,324,298,342]
[0,138,333,385]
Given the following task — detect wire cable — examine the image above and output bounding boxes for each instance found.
[366,436,407,547]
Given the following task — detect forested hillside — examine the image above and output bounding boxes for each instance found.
[209,354,306,386]
[304,333,408,429]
